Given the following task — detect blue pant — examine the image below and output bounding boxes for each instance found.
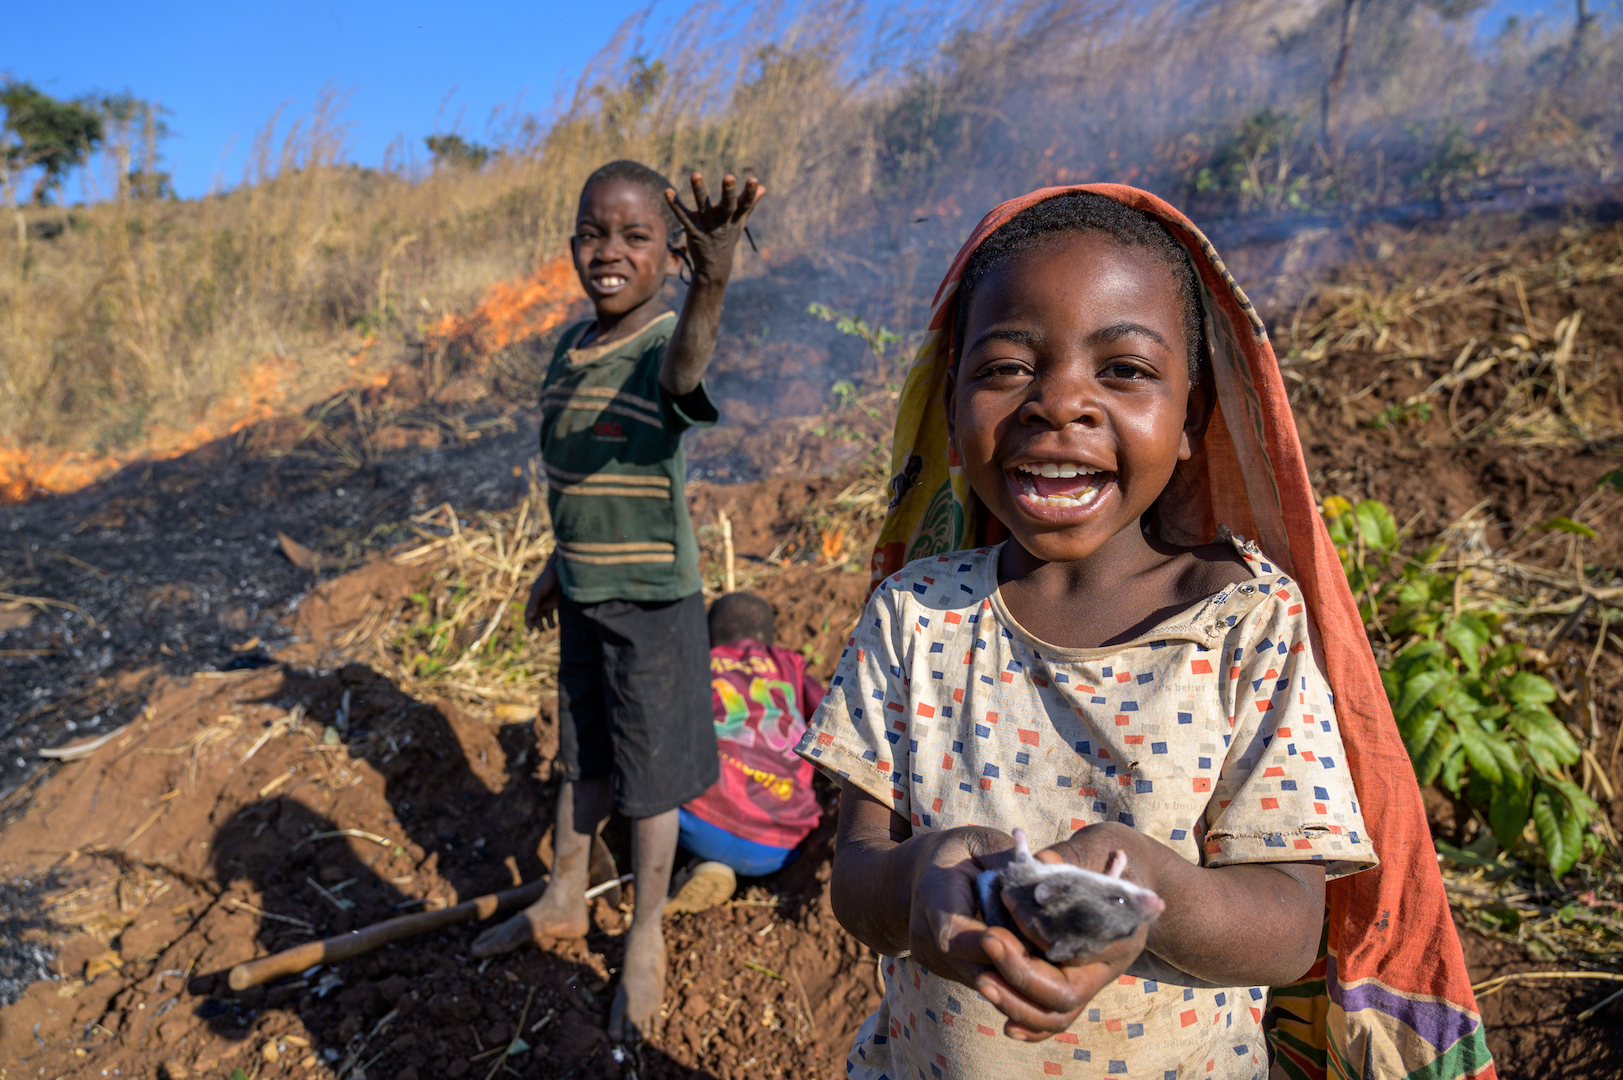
[678,808,798,876]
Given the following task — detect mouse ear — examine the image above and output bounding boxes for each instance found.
[1033,882,1057,906]
[1103,851,1128,878]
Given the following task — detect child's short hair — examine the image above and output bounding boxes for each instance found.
[708,592,776,647]
[581,159,684,242]
[952,192,1206,378]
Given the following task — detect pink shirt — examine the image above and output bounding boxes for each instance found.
[684,640,826,849]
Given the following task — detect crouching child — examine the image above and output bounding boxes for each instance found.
[665,592,827,911]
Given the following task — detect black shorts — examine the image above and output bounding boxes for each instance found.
[556,591,718,818]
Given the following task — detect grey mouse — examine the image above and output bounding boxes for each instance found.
[976,828,1165,962]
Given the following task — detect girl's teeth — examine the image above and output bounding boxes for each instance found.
[1014,470,1104,508]
[1029,488,1100,508]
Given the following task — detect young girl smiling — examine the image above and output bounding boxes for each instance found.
[797,189,1492,1080]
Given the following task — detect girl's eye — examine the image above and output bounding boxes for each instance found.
[976,361,1028,380]
[1103,361,1148,380]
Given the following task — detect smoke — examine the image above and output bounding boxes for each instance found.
[548,0,1619,284]
[520,0,1621,451]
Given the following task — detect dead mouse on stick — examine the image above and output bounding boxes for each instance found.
[976,828,1165,963]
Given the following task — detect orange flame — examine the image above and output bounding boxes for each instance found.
[0,352,308,505]
[430,257,582,361]
[0,260,581,505]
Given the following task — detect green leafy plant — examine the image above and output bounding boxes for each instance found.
[1370,399,1433,430]
[807,303,902,366]
[1324,496,1601,876]
[1193,108,1310,215]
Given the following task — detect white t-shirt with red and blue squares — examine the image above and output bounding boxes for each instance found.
[796,533,1376,1080]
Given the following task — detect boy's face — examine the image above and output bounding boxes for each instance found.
[947,231,1199,566]
[572,179,682,319]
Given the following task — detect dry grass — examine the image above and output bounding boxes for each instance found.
[344,475,561,724]
[3,1,1621,494]
[1281,220,1623,448]
[1442,856,1623,969]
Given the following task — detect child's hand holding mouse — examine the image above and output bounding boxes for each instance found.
[832,786,1016,988]
[977,820,1328,1041]
[975,823,1163,1040]
[835,790,1163,1041]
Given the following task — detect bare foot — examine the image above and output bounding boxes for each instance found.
[470,892,589,958]
[608,920,666,1043]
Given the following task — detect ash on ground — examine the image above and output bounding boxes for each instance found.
[0,871,61,1006]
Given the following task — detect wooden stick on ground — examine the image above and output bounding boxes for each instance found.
[228,873,632,990]
[1471,970,1623,1000]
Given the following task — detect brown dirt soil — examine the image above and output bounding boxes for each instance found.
[3,209,1622,1079]
[0,473,891,1080]
[3,471,1619,1080]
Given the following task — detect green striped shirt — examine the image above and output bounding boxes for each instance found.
[539,313,718,603]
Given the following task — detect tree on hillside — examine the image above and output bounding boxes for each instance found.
[1318,0,1487,162]
[0,80,104,205]
[425,133,493,171]
[97,90,174,200]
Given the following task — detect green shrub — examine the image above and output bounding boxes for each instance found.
[1324,496,1602,876]
[1192,109,1311,215]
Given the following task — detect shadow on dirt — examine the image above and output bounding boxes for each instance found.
[184,660,720,1077]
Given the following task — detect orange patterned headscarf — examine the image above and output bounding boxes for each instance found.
[872,184,1495,1080]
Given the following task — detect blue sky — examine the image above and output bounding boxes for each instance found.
[2,0,697,199]
[0,0,1582,202]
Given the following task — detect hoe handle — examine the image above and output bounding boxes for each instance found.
[227,878,548,991]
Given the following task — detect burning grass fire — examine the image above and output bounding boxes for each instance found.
[0,259,582,506]
[428,258,582,363]
[0,354,303,504]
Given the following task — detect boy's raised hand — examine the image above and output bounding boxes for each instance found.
[659,172,766,397]
[665,172,765,286]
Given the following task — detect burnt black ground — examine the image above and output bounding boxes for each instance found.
[0,401,545,803]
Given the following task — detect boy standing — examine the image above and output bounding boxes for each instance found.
[472,161,764,1044]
